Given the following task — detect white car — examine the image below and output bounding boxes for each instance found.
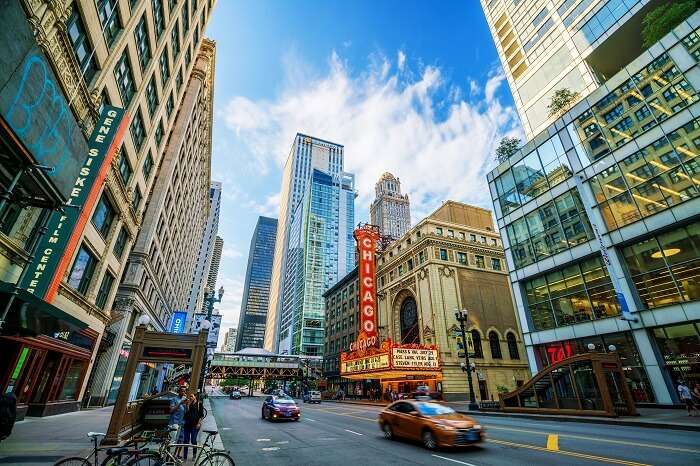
[304,390,322,403]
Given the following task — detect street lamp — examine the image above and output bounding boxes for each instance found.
[454,308,479,411]
[137,314,151,327]
[198,287,224,391]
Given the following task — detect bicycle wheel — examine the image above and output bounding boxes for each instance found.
[54,457,91,466]
[126,452,162,466]
[199,452,235,466]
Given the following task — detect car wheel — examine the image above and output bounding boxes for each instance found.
[382,423,393,440]
[261,408,266,420]
[422,430,437,450]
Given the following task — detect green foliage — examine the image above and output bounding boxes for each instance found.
[642,0,697,49]
[496,384,510,394]
[547,88,580,118]
[495,136,522,163]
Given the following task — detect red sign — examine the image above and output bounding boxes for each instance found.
[545,342,574,365]
[351,225,380,352]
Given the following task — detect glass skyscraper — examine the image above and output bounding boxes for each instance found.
[279,169,356,356]
[236,216,278,350]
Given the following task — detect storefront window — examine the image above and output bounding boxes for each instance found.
[652,322,700,390]
[622,220,700,309]
[107,342,130,405]
[59,360,85,400]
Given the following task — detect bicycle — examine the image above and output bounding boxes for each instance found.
[53,431,159,466]
[147,428,234,466]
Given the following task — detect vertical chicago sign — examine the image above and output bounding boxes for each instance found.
[351,225,380,352]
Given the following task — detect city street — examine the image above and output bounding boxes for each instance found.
[211,398,700,466]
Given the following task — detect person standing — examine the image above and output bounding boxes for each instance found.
[677,380,699,416]
[182,393,205,460]
[0,392,17,443]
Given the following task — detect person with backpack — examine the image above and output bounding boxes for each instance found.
[182,392,205,460]
[0,391,17,442]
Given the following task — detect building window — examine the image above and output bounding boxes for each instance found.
[95,272,115,309]
[155,120,164,146]
[459,232,465,240]
[491,258,501,271]
[68,245,97,294]
[166,93,175,117]
[152,0,165,39]
[171,22,181,58]
[182,2,190,32]
[175,68,183,92]
[146,76,158,117]
[470,234,476,241]
[159,51,170,83]
[114,50,136,106]
[118,149,131,184]
[439,249,448,261]
[184,46,191,68]
[507,333,520,360]
[132,186,143,211]
[471,330,483,358]
[92,193,116,238]
[447,229,454,238]
[475,255,485,268]
[435,227,443,235]
[97,0,121,48]
[130,110,146,151]
[134,14,151,70]
[143,152,154,179]
[113,227,128,258]
[489,331,502,359]
[457,252,467,265]
[67,5,98,85]
[407,258,414,270]
[398,265,403,276]
[622,220,700,310]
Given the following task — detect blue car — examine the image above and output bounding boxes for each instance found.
[262,395,300,421]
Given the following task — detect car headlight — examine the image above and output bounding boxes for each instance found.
[435,423,455,431]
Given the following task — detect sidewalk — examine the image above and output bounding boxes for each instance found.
[0,399,224,465]
[323,399,700,432]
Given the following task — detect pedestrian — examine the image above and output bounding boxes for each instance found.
[182,392,205,460]
[0,391,17,443]
[677,380,699,416]
[692,382,700,408]
[169,386,188,456]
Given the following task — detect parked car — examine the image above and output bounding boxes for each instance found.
[230,390,241,400]
[378,400,484,450]
[262,395,300,421]
[303,390,322,403]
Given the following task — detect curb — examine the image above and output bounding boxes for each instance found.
[455,410,700,432]
[202,398,225,449]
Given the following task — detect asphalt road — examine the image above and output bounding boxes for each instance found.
[210,397,700,466]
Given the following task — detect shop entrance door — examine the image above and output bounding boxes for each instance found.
[478,380,489,401]
[603,364,635,416]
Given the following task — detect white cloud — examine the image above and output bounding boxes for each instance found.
[221,51,521,221]
[397,50,406,71]
[215,275,245,347]
[221,246,243,259]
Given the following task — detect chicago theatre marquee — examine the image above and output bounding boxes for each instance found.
[337,203,529,401]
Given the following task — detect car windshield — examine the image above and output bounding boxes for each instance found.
[414,402,456,416]
[275,398,295,404]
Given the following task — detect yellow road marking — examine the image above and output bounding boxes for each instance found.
[546,434,559,451]
[489,439,650,466]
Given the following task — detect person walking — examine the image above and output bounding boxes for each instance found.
[0,391,17,443]
[692,382,700,409]
[677,380,699,416]
[182,392,205,460]
[169,386,188,457]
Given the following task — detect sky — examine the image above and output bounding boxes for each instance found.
[205,0,523,347]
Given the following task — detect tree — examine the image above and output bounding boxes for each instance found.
[642,0,697,49]
[495,136,521,163]
[547,88,580,118]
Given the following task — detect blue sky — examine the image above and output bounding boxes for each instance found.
[205,0,522,344]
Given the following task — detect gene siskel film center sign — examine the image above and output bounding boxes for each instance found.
[392,348,439,369]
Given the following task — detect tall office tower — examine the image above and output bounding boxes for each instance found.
[221,327,237,352]
[264,134,346,352]
[480,0,668,138]
[236,217,278,350]
[279,170,356,356]
[206,236,224,292]
[90,37,217,406]
[370,172,411,238]
[185,182,222,320]
[0,0,217,414]
[486,11,700,407]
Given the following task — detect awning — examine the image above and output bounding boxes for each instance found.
[0,281,87,336]
[341,369,443,381]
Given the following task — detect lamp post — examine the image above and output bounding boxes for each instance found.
[454,308,479,411]
[198,287,224,391]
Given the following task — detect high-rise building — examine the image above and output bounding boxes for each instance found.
[370,172,411,238]
[278,169,356,356]
[480,0,670,138]
[185,182,222,322]
[0,0,217,415]
[265,134,347,352]
[486,11,700,406]
[222,327,237,352]
[236,217,277,351]
[89,33,217,406]
[206,235,224,293]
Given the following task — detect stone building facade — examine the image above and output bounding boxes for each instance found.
[370,172,411,239]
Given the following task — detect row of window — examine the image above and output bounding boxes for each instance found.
[434,227,500,246]
[457,329,520,360]
[67,243,116,310]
